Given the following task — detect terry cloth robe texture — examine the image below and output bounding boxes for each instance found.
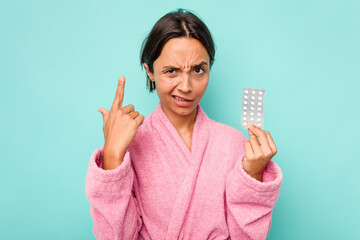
[85,101,283,240]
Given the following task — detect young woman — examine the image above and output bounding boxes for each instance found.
[85,8,283,240]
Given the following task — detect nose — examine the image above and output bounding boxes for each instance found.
[178,73,191,92]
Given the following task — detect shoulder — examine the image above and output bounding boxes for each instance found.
[208,118,247,145]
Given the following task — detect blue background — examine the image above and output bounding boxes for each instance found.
[1,0,359,239]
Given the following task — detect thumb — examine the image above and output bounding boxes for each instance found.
[98,108,109,122]
[247,127,256,138]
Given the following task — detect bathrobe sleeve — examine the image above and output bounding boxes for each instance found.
[85,146,142,240]
[225,134,283,240]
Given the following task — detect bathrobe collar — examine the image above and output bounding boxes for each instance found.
[152,101,210,162]
[152,101,212,239]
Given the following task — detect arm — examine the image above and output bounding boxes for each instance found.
[85,146,142,240]
[225,137,283,240]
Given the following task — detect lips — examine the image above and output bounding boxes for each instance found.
[172,95,193,101]
[172,95,193,107]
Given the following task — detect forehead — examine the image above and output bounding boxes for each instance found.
[156,37,209,66]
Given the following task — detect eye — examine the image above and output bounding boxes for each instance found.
[194,67,204,74]
[165,69,176,74]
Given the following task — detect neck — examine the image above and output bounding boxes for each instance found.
[160,103,198,133]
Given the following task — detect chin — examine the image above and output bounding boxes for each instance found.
[173,103,198,116]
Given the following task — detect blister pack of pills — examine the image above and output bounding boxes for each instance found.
[241,87,265,129]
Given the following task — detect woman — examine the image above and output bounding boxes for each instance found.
[85,8,283,240]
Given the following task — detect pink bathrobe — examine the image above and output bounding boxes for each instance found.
[85,101,283,240]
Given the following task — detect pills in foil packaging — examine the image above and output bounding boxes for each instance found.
[241,87,265,129]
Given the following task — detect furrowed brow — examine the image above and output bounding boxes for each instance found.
[162,61,208,70]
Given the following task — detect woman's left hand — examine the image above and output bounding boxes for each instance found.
[242,123,278,181]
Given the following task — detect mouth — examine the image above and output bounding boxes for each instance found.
[172,95,193,102]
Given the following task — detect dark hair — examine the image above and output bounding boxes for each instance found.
[140,8,216,92]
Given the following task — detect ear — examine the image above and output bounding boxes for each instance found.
[143,63,154,82]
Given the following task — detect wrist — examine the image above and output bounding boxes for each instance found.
[102,149,126,170]
[250,172,263,182]
[242,165,264,182]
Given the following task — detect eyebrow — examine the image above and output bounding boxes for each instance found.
[162,61,208,70]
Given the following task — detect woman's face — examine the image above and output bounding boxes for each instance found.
[144,37,210,117]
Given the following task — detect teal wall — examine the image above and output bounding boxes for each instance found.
[1,0,359,239]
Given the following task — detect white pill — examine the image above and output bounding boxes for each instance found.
[257,118,261,121]
[243,112,247,115]
[244,101,247,104]
[258,123,261,127]
[258,102,262,106]
[250,107,254,110]
[243,106,247,110]
[251,101,254,105]
[244,95,248,99]
[252,91,255,94]
[259,91,263,95]
[243,117,246,120]
[251,96,255,100]
[243,123,247,126]
[258,97,262,100]
[257,107,261,111]
[245,90,248,94]
[250,112,254,115]
[250,117,254,121]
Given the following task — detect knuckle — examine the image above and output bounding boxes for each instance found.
[117,108,125,115]
[264,150,273,157]
[124,113,131,121]
[254,152,262,159]
[245,153,252,160]
[248,155,256,161]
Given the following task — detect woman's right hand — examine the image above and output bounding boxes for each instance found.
[98,76,145,170]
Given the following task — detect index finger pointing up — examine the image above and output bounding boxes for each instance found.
[110,76,125,112]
